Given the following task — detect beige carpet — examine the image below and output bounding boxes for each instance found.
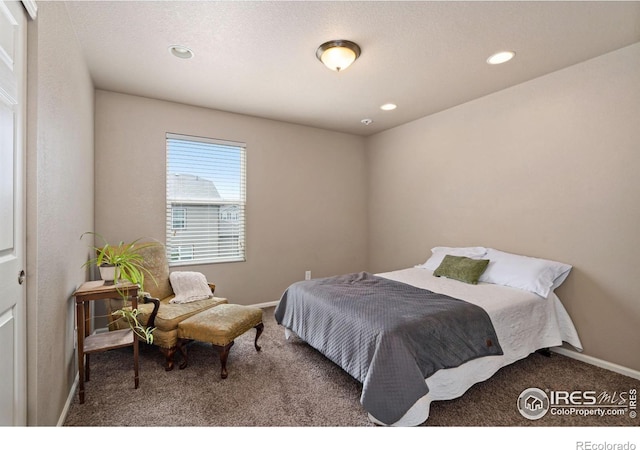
[63,307,638,428]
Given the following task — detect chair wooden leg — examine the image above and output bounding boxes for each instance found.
[254,323,264,351]
[160,346,177,371]
[213,342,234,379]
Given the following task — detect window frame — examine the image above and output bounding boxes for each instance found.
[166,132,247,266]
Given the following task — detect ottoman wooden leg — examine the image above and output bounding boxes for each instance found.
[177,338,191,370]
[214,341,234,379]
[254,323,264,351]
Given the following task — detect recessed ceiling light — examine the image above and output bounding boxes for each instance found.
[380,103,397,111]
[169,45,194,59]
[487,51,515,65]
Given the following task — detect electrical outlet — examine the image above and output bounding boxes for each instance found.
[305,270,311,280]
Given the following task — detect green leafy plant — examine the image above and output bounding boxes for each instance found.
[113,307,155,345]
[81,232,161,344]
[81,232,159,287]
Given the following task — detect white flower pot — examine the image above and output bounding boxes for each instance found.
[99,265,119,285]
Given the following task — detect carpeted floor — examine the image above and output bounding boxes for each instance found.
[63,307,638,428]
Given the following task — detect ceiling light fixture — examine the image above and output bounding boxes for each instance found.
[487,51,515,65]
[380,103,397,111]
[316,40,361,72]
[169,45,194,59]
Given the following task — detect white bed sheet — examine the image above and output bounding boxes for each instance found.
[366,267,583,426]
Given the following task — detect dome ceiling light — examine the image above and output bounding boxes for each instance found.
[316,40,361,72]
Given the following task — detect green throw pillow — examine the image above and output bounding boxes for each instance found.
[433,254,490,285]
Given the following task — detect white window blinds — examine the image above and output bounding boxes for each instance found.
[166,133,246,265]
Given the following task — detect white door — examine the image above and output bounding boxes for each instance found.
[0,0,27,426]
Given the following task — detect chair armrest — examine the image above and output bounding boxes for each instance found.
[208,283,216,294]
[142,296,161,328]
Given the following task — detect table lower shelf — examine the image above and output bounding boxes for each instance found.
[83,329,134,353]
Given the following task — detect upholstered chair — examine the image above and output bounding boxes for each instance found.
[108,244,227,370]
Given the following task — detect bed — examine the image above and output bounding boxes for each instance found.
[274,247,583,426]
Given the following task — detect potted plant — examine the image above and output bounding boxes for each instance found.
[81,232,161,344]
[81,232,158,286]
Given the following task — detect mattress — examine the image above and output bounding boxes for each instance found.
[368,267,583,426]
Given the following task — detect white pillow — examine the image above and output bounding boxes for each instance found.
[169,271,214,304]
[478,248,572,298]
[418,246,488,271]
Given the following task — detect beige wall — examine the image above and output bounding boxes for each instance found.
[26,9,638,426]
[94,91,368,306]
[367,43,640,372]
[26,2,95,425]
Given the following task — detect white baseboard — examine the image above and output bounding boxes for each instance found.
[58,372,79,426]
[252,299,279,309]
[551,347,640,381]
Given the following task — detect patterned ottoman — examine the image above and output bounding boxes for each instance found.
[176,304,264,378]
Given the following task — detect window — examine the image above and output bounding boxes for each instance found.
[171,207,187,230]
[166,133,246,265]
[170,244,194,262]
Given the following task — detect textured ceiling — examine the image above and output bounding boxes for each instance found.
[64,1,640,136]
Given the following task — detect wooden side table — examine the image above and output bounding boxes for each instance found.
[73,280,139,404]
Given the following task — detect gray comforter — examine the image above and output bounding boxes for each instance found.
[274,272,503,425]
